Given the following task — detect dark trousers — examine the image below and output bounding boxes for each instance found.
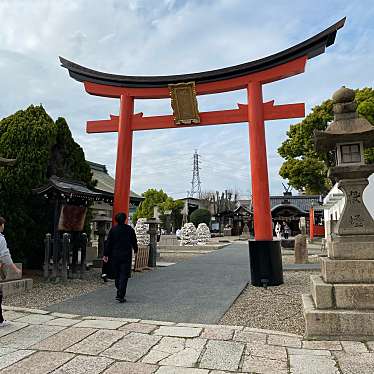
[0,291,3,323]
[114,262,129,298]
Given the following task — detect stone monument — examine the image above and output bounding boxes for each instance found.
[135,218,150,246]
[303,87,374,339]
[180,223,198,246]
[196,223,211,245]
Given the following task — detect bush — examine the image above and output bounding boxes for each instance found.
[190,209,211,227]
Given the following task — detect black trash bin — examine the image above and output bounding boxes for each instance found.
[248,240,283,287]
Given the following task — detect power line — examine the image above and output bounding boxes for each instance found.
[189,149,202,198]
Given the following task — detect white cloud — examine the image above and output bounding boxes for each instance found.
[0,0,373,198]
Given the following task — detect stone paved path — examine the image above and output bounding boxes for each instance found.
[1,306,373,373]
[47,243,249,323]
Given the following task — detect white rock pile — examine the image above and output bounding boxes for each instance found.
[180,222,198,246]
[135,218,150,245]
[196,223,211,245]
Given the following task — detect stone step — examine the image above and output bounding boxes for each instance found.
[311,275,374,309]
[303,293,374,340]
[0,278,33,296]
[327,235,374,260]
[321,257,374,283]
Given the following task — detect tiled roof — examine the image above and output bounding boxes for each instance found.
[87,161,143,200]
[239,195,323,213]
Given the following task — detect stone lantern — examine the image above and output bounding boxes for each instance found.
[303,87,374,339]
[92,213,111,262]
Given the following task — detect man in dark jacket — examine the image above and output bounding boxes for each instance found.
[103,212,138,303]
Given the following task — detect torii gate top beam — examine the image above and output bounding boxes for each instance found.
[60,17,345,99]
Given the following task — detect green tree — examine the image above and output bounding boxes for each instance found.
[190,208,211,227]
[0,105,56,265]
[132,189,169,224]
[159,198,184,232]
[0,105,94,267]
[48,117,94,188]
[278,88,374,194]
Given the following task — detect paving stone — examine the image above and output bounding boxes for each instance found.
[0,321,28,338]
[159,338,206,367]
[199,340,244,371]
[15,314,56,324]
[51,355,114,374]
[103,361,158,373]
[268,334,302,348]
[141,320,176,326]
[67,329,125,355]
[302,340,342,350]
[243,327,301,337]
[3,306,50,314]
[31,327,96,351]
[51,312,81,319]
[341,340,368,353]
[101,332,161,361]
[233,328,267,344]
[142,349,171,364]
[246,343,287,361]
[201,326,234,340]
[119,322,158,334]
[288,348,332,356]
[82,315,138,322]
[335,352,374,374]
[0,324,65,348]
[176,323,214,328]
[153,337,186,354]
[0,349,35,370]
[0,351,74,374]
[73,319,126,329]
[290,354,339,374]
[3,311,28,320]
[154,326,202,338]
[0,347,17,356]
[46,318,81,327]
[155,367,209,374]
[242,355,288,374]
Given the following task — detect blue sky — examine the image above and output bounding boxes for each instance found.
[0,0,373,199]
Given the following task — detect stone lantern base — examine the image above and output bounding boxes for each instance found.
[303,234,374,339]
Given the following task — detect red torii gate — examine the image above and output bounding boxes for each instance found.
[60,18,344,243]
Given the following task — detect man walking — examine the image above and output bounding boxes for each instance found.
[103,212,138,303]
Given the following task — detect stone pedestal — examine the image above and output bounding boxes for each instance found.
[0,263,33,296]
[304,235,374,339]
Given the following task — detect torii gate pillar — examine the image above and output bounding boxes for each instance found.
[248,81,273,240]
[113,94,134,224]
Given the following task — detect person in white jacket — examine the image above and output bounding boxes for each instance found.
[0,217,21,327]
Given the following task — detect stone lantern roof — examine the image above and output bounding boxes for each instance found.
[314,86,374,151]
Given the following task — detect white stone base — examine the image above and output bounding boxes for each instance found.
[303,294,374,340]
[321,257,374,283]
[311,275,374,309]
[327,235,374,259]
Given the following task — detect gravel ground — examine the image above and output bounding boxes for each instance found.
[4,268,110,308]
[220,270,318,336]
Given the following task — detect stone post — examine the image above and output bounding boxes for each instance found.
[146,218,160,268]
[44,233,51,279]
[294,234,308,264]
